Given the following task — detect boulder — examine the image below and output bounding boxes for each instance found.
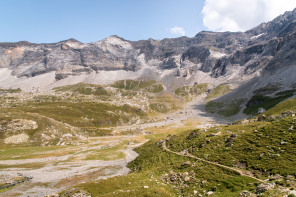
[258,108,266,114]
[181,161,192,167]
[4,134,29,144]
[256,183,275,194]
[239,190,256,197]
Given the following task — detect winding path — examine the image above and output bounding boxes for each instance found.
[161,140,265,183]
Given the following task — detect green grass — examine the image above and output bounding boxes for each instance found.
[128,97,296,196]
[85,150,125,161]
[253,83,281,95]
[19,102,145,128]
[206,99,245,117]
[0,187,13,193]
[0,88,22,93]
[243,90,295,115]
[128,134,258,196]
[111,80,157,90]
[174,83,208,101]
[149,94,181,114]
[60,172,174,197]
[60,98,296,196]
[145,84,164,93]
[205,101,224,114]
[0,145,65,160]
[84,144,127,161]
[264,97,296,116]
[54,83,109,96]
[0,99,145,145]
[206,84,231,100]
[169,117,296,176]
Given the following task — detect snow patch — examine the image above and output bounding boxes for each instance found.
[210,50,227,59]
[251,33,265,40]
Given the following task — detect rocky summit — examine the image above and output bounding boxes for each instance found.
[0,9,296,93]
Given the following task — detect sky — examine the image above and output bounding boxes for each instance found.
[1,0,296,43]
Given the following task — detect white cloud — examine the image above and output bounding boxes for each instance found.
[170,26,186,36]
[202,0,296,32]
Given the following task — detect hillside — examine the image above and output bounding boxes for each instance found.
[63,97,296,197]
[0,8,296,197]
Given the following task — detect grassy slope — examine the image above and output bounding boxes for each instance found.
[244,89,296,115]
[71,98,296,196]
[174,83,208,101]
[20,102,145,128]
[206,84,231,100]
[0,80,179,146]
[206,99,245,117]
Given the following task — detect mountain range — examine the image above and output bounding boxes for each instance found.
[0,9,295,95]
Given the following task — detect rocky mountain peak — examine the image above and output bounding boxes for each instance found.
[61,38,82,44]
[246,8,296,39]
[0,10,295,91]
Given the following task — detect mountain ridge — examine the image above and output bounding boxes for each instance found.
[0,8,295,94]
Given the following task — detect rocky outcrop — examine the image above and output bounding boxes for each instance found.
[0,8,296,87]
[256,183,275,194]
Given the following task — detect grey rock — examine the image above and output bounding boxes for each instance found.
[0,8,296,92]
[238,190,256,197]
[258,108,266,114]
[256,183,275,194]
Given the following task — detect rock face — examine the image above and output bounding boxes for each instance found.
[0,9,296,90]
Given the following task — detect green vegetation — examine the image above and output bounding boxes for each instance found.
[59,96,296,196]
[20,102,145,128]
[127,134,258,196]
[145,83,164,93]
[54,83,109,96]
[206,99,245,117]
[112,80,160,91]
[165,117,296,177]
[243,89,295,115]
[265,97,296,116]
[0,100,145,146]
[175,83,208,101]
[0,88,21,93]
[0,80,180,146]
[253,83,281,95]
[126,98,296,196]
[60,172,174,197]
[0,145,66,160]
[149,94,181,114]
[85,150,125,161]
[206,84,231,100]
[84,141,128,161]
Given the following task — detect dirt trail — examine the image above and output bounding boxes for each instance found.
[161,140,265,183]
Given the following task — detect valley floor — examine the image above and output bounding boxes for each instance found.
[0,96,228,196]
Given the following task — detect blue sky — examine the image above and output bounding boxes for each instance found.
[0,0,205,43]
[1,0,295,43]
